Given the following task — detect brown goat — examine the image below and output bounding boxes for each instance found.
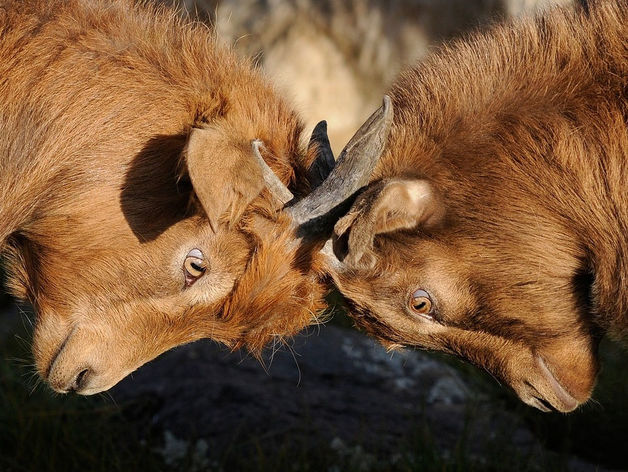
[0,0,340,394]
[324,1,627,412]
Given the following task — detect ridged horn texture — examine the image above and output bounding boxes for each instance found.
[251,95,393,240]
[251,139,295,205]
[289,95,392,230]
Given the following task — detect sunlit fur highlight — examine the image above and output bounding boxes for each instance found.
[0,0,326,393]
[331,0,626,411]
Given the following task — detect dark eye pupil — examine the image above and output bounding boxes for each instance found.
[190,262,205,273]
[414,301,426,310]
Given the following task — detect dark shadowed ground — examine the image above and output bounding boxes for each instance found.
[1,293,626,472]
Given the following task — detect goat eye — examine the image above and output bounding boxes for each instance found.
[409,289,434,318]
[183,249,207,286]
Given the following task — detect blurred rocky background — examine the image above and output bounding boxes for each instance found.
[2,1,626,471]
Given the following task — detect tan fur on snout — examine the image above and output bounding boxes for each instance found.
[0,0,326,394]
[329,1,626,412]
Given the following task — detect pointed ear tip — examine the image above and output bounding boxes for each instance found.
[188,126,207,137]
[186,126,214,152]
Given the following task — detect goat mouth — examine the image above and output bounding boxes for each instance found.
[43,326,76,380]
[518,357,580,413]
[535,356,579,412]
[525,396,554,413]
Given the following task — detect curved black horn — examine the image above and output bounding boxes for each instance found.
[288,95,393,228]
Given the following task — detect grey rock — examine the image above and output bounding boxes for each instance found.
[109,323,608,471]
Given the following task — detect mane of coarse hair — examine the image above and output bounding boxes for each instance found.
[0,0,323,349]
[383,0,627,336]
[388,0,626,146]
[0,0,313,240]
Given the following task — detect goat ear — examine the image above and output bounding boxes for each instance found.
[184,127,266,231]
[333,179,445,269]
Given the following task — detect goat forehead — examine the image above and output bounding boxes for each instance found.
[27,216,247,304]
[339,236,581,341]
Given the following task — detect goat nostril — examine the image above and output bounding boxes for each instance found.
[69,368,90,392]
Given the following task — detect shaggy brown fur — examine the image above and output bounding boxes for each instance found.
[0,0,326,394]
[168,0,574,151]
[330,0,627,412]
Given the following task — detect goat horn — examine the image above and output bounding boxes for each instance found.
[307,120,336,190]
[251,95,393,241]
[288,95,393,230]
[252,140,294,205]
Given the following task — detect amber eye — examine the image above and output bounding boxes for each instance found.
[409,289,434,318]
[183,249,207,286]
